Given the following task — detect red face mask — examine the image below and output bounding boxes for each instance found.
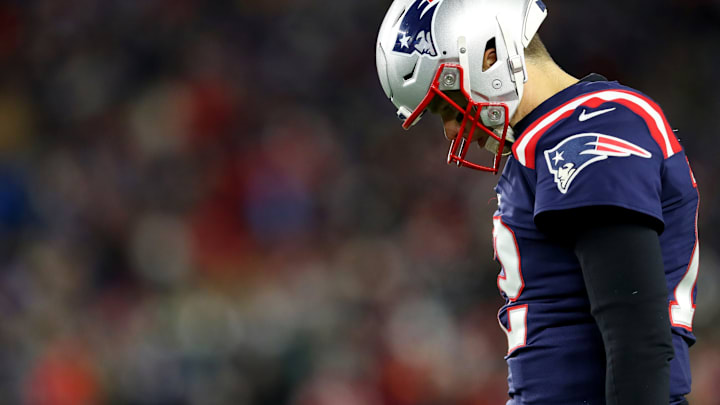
[400,63,510,174]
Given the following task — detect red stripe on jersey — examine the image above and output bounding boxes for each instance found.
[609,91,682,157]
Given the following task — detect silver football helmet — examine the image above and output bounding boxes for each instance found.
[376,0,547,173]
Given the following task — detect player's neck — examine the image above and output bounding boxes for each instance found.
[511,60,578,126]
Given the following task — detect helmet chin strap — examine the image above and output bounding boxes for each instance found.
[484,127,515,155]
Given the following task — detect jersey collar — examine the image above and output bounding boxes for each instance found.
[512,73,609,136]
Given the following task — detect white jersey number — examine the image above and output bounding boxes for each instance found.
[493,217,527,353]
[494,206,700,354]
[670,241,699,330]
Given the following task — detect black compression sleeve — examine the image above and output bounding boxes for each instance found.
[574,223,674,405]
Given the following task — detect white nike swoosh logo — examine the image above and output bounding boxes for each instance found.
[578,107,616,122]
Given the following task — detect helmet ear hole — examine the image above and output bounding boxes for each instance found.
[483,37,497,72]
[485,37,496,52]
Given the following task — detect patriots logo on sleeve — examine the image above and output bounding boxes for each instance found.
[544,133,652,194]
[393,0,442,57]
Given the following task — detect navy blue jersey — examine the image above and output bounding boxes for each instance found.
[493,75,699,405]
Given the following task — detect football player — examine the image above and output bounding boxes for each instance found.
[376,1,699,404]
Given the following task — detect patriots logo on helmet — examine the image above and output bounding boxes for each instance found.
[544,133,652,194]
[393,0,443,57]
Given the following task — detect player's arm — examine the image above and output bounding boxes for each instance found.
[537,206,674,405]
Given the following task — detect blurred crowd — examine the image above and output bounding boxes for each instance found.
[0,0,718,404]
